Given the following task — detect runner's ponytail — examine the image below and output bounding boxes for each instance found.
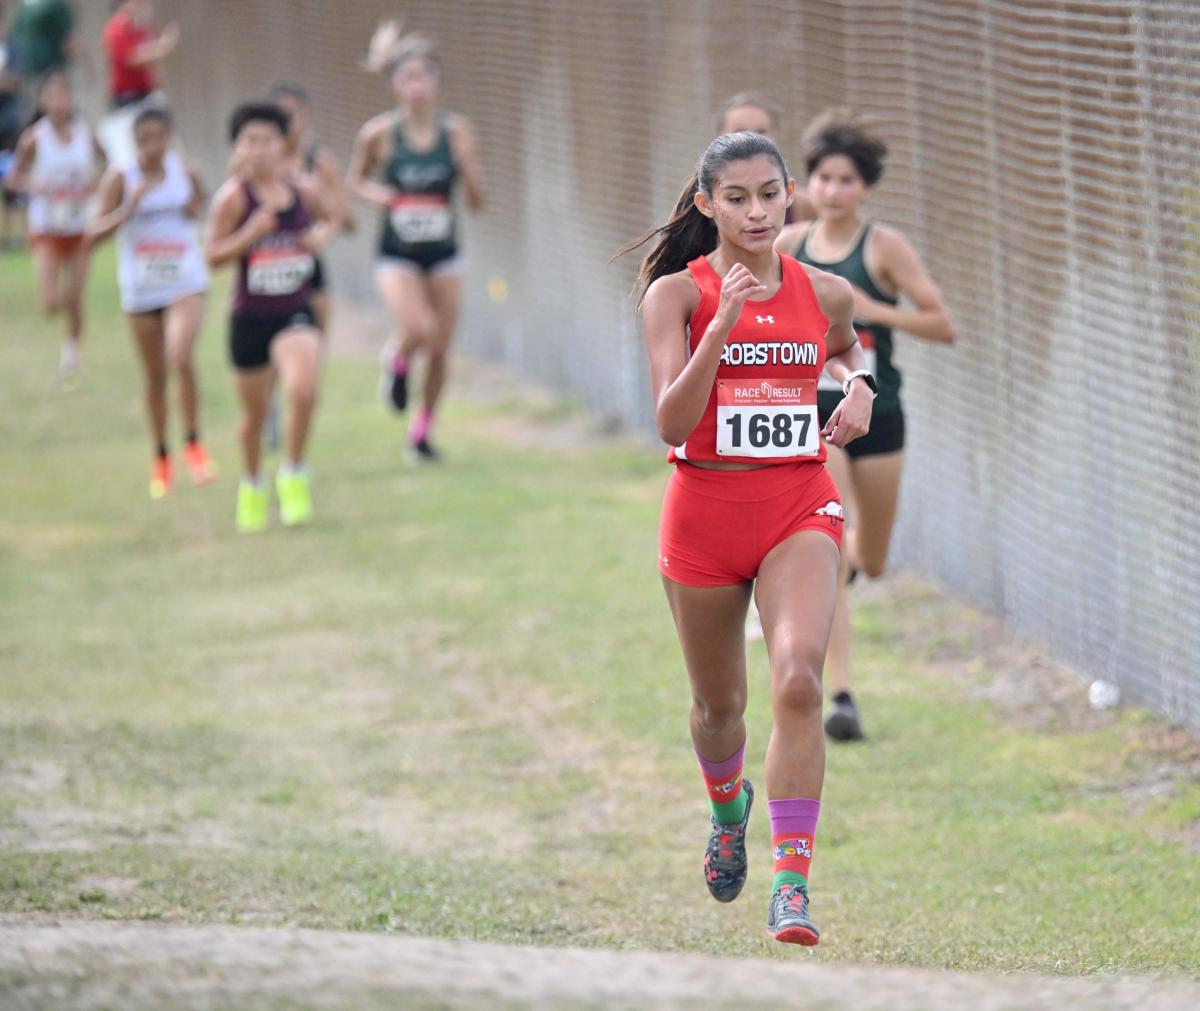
[616,174,717,311]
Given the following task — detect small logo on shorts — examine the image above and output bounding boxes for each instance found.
[290,313,311,328]
[660,554,670,568]
[815,500,844,527]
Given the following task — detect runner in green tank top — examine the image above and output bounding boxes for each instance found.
[777,109,956,742]
[348,21,485,463]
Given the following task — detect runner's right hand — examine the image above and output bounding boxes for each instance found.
[712,263,768,334]
[245,206,279,242]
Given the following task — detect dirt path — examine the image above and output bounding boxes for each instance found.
[2,922,1198,1011]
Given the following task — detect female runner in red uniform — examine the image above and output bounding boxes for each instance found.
[624,131,875,944]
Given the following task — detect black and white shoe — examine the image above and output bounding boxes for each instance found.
[824,691,866,742]
[767,881,819,946]
[378,342,408,412]
[407,437,440,464]
[703,779,753,903]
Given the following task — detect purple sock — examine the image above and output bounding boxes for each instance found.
[392,352,408,376]
[410,408,433,444]
[695,740,745,781]
[697,740,748,822]
[769,797,821,890]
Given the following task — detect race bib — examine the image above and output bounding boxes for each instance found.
[390,194,453,244]
[134,240,188,288]
[716,378,820,458]
[44,195,89,234]
[819,327,876,391]
[247,247,313,296]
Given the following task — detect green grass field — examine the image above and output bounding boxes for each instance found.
[1,245,1198,975]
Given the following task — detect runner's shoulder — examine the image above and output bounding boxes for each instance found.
[210,176,248,214]
[776,220,813,258]
[360,112,396,142]
[644,268,701,318]
[798,262,852,315]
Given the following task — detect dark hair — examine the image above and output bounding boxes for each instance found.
[267,81,310,107]
[228,102,290,143]
[617,132,789,309]
[133,106,172,133]
[802,108,887,187]
[715,92,782,135]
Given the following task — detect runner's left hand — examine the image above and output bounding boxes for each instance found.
[821,383,873,448]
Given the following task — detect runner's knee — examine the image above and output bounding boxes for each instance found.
[693,689,748,736]
[772,653,824,716]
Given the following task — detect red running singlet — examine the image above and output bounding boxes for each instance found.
[670,254,830,467]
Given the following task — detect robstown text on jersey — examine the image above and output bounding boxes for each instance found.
[720,341,820,367]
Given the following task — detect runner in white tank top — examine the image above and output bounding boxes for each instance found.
[4,72,106,383]
[89,106,216,500]
[27,113,94,237]
[113,149,208,313]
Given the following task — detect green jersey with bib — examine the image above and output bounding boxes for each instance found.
[794,223,902,416]
[378,114,458,262]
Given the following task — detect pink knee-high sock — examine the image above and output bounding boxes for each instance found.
[410,407,434,443]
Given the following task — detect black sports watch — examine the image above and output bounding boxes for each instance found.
[842,370,878,397]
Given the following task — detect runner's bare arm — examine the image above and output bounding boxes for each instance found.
[127,22,180,67]
[645,264,765,446]
[449,115,484,211]
[346,116,398,208]
[204,180,273,268]
[86,168,130,243]
[4,131,36,193]
[91,135,109,181]
[296,177,338,255]
[811,270,873,446]
[315,149,355,232]
[859,226,955,342]
[812,269,866,381]
[184,165,207,218]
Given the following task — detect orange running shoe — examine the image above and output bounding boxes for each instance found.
[184,442,217,485]
[150,456,172,500]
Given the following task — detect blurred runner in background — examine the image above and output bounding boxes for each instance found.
[99,0,178,166]
[349,20,484,463]
[259,81,354,452]
[777,109,956,742]
[0,4,27,249]
[206,101,336,532]
[88,105,214,499]
[5,69,105,383]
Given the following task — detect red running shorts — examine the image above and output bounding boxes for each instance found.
[658,461,843,587]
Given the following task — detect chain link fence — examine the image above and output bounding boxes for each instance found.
[73,1,1200,731]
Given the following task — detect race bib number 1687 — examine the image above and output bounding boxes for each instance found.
[716,378,819,458]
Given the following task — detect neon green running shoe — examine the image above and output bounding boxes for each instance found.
[276,468,313,527]
[236,480,269,533]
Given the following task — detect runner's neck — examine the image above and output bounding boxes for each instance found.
[813,215,864,252]
[710,246,781,290]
